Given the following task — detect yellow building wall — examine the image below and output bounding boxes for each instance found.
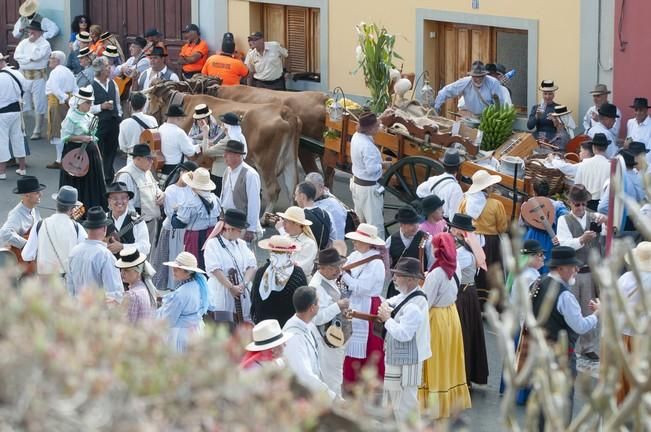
[227,0,582,113]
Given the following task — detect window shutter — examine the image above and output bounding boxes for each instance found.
[286,6,308,73]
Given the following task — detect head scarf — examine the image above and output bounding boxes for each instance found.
[430,232,457,279]
[194,273,210,315]
[132,260,158,308]
[259,252,294,301]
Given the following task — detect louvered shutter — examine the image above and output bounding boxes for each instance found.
[286,6,308,73]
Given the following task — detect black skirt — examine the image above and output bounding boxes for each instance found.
[456,284,489,385]
[250,262,307,327]
[475,234,503,309]
[59,141,108,212]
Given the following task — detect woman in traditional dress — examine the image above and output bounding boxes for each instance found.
[59,86,108,211]
[275,206,318,278]
[158,251,209,352]
[417,194,447,237]
[115,247,157,324]
[447,213,489,387]
[419,232,472,418]
[341,223,387,390]
[171,167,221,270]
[151,160,197,290]
[250,235,307,327]
[458,170,508,308]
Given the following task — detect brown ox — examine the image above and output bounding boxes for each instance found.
[146,87,301,212]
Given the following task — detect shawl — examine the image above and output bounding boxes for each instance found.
[430,232,457,279]
[259,253,294,301]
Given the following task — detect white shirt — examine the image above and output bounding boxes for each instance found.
[573,154,610,200]
[384,289,432,362]
[350,132,382,182]
[587,122,619,158]
[245,41,288,81]
[434,75,508,116]
[283,314,336,400]
[617,271,651,336]
[556,212,587,251]
[45,64,77,103]
[90,78,123,117]
[422,267,457,307]
[22,213,87,273]
[118,112,159,159]
[13,36,51,70]
[310,272,345,328]
[548,273,598,335]
[584,104,622,137]
[12,16,59,40]
[314,194,347,241]
[159,122,200,165]
[282,232,317,278]
[139,66,179,90]
[111,211,151,256]
[627,116,651,163]
[220,162,261,233]
[0,67,27,107]
[385,230,435,268]
[416,173,464,219]
[115,54,150,76]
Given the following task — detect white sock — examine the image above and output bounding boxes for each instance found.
[54,138,64,162]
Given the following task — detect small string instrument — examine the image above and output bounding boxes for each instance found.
[61,115,98,177]
[317,276,353,348]
[140,129,164,172]
[105,214,144,244]
[228,268,246,325]
[520,196,556,238]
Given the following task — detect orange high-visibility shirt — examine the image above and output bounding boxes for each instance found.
[201,53,249,86]
[180,39,209,73]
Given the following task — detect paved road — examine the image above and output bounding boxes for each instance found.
[1,121,594,430]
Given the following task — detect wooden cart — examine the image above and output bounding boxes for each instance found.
[318,113,539,230]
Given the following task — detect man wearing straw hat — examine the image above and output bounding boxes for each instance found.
[45,50,77,170]
[67,31,92,75]
[240,319,293,370]
[13,19,51,141]
[12,0,59,40]
[0,52,28,179]
[583,84,621,136]
[75,47,95,88]
[67,206,124,302]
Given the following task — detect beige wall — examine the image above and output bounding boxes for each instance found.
[228,0,583,113]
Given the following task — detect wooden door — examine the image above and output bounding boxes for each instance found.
[1,0,23,62]
[263,4,286,47]
[439,23,492,116]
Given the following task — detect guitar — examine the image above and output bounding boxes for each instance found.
[140,129,165,172]
[317,278,353,348]
[228,268,245,325]
[345,310,384,339]
[106,214,144,244]
[520,197,556,239]
[61,115,98,177]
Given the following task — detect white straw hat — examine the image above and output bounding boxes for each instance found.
[626,241,651,272]
[192,103,212,119]
[258,235,301,252]
[245,319,293,351]
[181,167,216,191]
[163,251,206,274]
[115,247,147,269]
[344,223,385,246]
[276,206,312,226]
[73,85,94,102]
[467,170,502,194]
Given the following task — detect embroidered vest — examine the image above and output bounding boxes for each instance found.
[562,212,601,266]
[92,79,119,121]
[115,164,161,221]
[531,276,578,349]
[106,211,137,245]
[384,293,425,366]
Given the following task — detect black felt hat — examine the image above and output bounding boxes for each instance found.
[82,206,112,229]
[447,213,475,232]
[548,246,581,268]
[619,149,637,168]
[26,20,43,32]
[521,239,543,255]
[224,140,246,155]
[391,257,425,280]
[598,102,620,118]
[629,141,649,155]
[219,112,240,126]
[105,182,134,199]
[13,176,46,194]
[223,208,249,229]
[588,133,610,148]
[130,143,153,158]
[148,46,167,58]
[630,97,650,110]
[165,104,186,117]
[440,148,461,167]
[144,28,162,38]
[395,205,423,224]
[315,247,347,266]
[421,195,445,216]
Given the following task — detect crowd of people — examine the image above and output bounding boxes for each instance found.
[0,1,649,426]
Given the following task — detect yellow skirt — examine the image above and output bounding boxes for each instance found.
[418,304,472,419]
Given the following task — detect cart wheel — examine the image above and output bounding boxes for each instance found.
[380,156,444,232]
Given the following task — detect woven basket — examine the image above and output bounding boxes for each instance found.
[525,159,566,195]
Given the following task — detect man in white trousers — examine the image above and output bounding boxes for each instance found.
[0,53,28,179]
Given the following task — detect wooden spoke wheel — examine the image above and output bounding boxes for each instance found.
[380,156,444,232]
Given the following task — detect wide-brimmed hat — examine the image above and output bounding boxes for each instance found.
[223,208,249,229]
[391,257,425,280]
[629,141,649,156]
[74,86,94,102]
[115,247,147,269]
[13,176,45,194]
[315,247,347,266]
[421,195,445,216]
[440,148,461,167]
[345,223,385,246]
[144,28,162,38]
[148,46,167,57]
[590,84,611,95]
[51,185,82,208]
[276,206,312,226]
[165,104,186,117]
[164,251,205,274]
[521,239,543,255]
[105,181,134,199]
[76,31,91,43]
[224,140,246,155]
[625,242,651,272]
[19,0,38,17]
[77,47,92,58]
[219,112,240,126]
[182,167,216,191]
[598,103,620,118]
[588,132,610,148]
[467,61,488,77]
[538,80,558,92]
[103,45,119,58]
[99,31,111,41]
[550,105,572,117]
[467,170,502,194]
[358,111,378,129]
[395,205,423,224]
[193,103,212,119]
[26,20,43,33]
[619,149,637,168]
[548,246,581,268]
[258,235,301,253]
[130,143,153,158]
[630,97,650,110]
[82,206,112,229]
[247,31,264,41]
[447,213,475,232]
[568,184,591,203]
[245,319,293,352]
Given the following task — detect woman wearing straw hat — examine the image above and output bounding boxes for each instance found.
[341,223,387,390]
[151,160,198,291]
[275,206,318,277]
[458,169,508,308]
[115,247,157,324]
[418,232,471,418]
[527,80,560,141]
[250,235,307,327]
[158,251,209,352]
[171,167,221,270]
[59,86,108,210]
[240,319,293,370]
